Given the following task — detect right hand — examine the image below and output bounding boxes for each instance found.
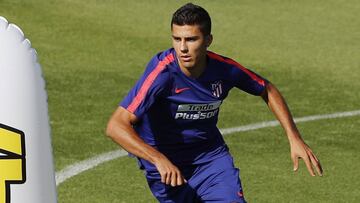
[153,156,187,187]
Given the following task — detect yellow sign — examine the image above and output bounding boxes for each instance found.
[0,124,26,203]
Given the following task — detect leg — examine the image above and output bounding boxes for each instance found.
[145,170,201,203]
[191,154,247,203]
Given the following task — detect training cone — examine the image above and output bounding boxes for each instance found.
[0,16,57,203]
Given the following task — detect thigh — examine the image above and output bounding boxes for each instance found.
[192,155,247,203]
[145,170,201,203]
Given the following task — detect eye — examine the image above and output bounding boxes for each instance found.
[186,37,198,42]
[173,37,181,42]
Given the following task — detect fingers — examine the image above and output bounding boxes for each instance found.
[292,155,299,172]
[161,172,166,184]
[303,154,316,176]
[170,170,186,187]
[170,171,177,186]
[165,172,171,185]
[309,152,323,176]
[161,171,175,185]
[176,172,183,186]
[159,168,186,187]
[176,172,187,186]
[292,151,323,177]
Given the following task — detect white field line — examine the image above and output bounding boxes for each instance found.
[55,150,128,185]
[55,109,360,186]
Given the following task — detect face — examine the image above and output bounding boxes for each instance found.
[171,24,212,70]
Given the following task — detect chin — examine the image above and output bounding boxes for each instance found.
[183,64,196,70]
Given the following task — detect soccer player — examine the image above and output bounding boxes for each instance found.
[106,3,323,202]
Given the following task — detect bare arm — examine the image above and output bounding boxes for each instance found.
[261,83,323,176]
[106,106,186,186]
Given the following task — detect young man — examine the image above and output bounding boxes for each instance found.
[106,3,323,202]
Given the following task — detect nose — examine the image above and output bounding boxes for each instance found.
[180,40,188,53]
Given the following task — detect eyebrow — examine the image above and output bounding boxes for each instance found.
[172,35,200,40]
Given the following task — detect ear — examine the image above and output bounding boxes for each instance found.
[205,34,213,48]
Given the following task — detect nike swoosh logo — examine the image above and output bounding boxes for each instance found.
[175,87,190,94]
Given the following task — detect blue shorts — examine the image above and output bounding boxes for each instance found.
[145,153,246,203]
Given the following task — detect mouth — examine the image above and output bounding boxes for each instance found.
[180,55,191,62]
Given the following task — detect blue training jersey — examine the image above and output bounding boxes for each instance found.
[120,48,267,171]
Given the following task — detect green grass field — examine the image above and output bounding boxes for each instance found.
[1,0,359,202]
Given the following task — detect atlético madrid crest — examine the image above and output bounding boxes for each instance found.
[211,80,223,98]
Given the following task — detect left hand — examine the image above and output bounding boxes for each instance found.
[289,137,323,176]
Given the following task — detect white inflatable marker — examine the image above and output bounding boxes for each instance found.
[0,16,57,203]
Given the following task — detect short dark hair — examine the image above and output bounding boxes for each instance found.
[171,3,212,36]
